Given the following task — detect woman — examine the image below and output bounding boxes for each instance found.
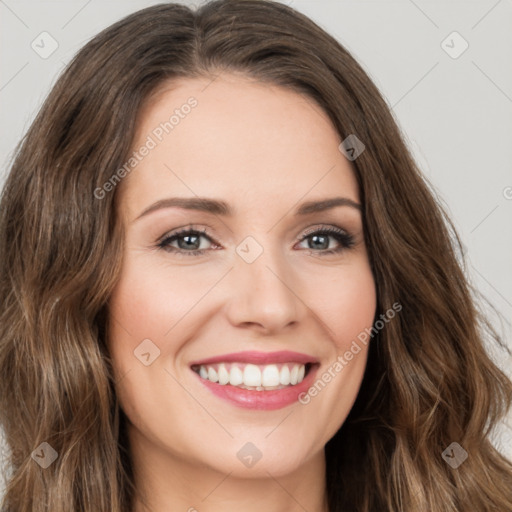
[1,1,511,511]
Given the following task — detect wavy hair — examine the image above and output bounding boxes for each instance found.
[1,1,511,510]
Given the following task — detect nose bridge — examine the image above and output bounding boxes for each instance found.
[226,235,300,331]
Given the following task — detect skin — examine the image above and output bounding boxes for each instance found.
[107,73,377,512]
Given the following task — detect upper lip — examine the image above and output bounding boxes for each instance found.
[189,350,319,366]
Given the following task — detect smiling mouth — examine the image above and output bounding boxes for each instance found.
[190,361,315,391]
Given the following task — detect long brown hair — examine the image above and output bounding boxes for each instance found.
[1,1,511,510]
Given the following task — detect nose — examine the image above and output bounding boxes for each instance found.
[224,245,302,334]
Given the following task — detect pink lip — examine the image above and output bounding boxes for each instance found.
[193,363,319,410]
[191,361,320,411]
[189,350,318,366]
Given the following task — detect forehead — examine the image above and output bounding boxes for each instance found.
[119,74,359,220]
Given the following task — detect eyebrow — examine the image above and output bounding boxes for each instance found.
[133,196,362,222]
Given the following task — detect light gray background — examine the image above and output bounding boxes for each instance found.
[1,0,511,497]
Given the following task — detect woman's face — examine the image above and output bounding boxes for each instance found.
[108,73,376,479]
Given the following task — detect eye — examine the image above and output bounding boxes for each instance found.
[157,226,216,256]
[295,225,355,255]
[156,224,356,257]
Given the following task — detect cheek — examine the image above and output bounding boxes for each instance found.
[105,263,191,427]
[300,266,375,440]
[309,262,377,349]
[107,256,203,352]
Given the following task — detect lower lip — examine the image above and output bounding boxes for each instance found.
[192,364,319,410]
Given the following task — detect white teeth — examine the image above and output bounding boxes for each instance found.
[195,362,309,389]
[229,365,244,386]
[243,364,261,387]
[207,366,218,383]
[218,363,230,385]
[262,364,280,387]
[280,365,290,385]
[290,365,299,385]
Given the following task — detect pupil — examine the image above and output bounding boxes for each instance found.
[179,235,200,250]
[311,234,328,250]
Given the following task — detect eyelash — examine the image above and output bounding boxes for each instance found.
[156,224,355,257]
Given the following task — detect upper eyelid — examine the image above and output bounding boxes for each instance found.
[156,209,362,238]
[160,223,349,236]
[159,226,212,243]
